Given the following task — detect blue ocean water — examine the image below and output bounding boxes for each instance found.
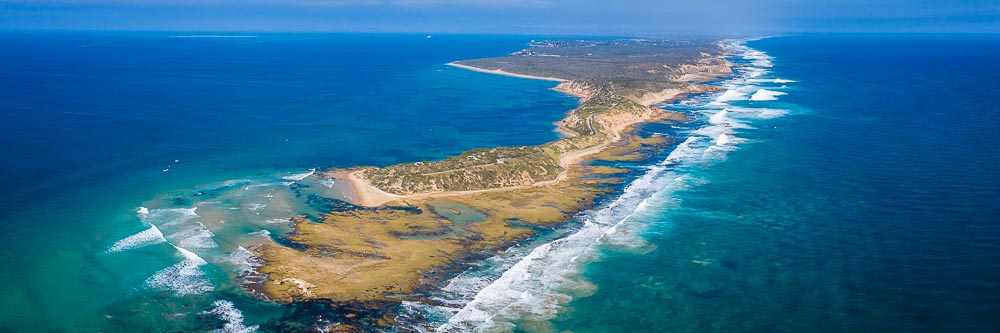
[0,32,579,331]
[3,32,998,333]
[541,35,1000,332]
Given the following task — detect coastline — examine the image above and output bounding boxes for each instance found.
[332,63,693,207]
[251,40,734,329]
[446,62,568,82]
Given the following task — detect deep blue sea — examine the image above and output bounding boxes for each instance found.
[1,33,999,332]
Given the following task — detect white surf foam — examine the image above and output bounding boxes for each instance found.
[744,67,767,78]
[281,168,316,181]
[756,108,790,119]
[750,89,787,101]
[106,225,167,253]
[749,78,796,84]
[167,223,218,249]
[205,300,259,333]
[145,245,213,295]
[661,136,703,166]
[137,206,150,215]
[742,49,773,67]
[262,218,290,225]
[432,38,787,332]
[708,108,730,124]
[715,89,747,102]
[153,207,200,227]
[442,156,686,331]
[724,106,790,120]
[224,246,266,283]
[716,133,731,146]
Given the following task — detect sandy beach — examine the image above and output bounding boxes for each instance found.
[332,66,690,207]
[447,62,568,82]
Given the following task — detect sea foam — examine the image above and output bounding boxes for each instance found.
[750,89,787,101]
[224,246,267,284]
[154,207,200,227]
[432,38,790,332]
[281,168,316,181]
[205,300,259,333]
[106,225,167,253]
[441,158,679,331]
[146,246,213,295]
[167,223,218,249]
[715,90,747,102]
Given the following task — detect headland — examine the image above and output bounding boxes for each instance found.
[250,37,732,330]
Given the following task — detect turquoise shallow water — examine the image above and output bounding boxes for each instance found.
[0,32,578,331]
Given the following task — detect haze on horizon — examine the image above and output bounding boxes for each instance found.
[1,0,998,35]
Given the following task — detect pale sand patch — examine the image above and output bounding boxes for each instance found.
[447,62,567,82]
[334,66,691,208]
[638,88,686,106]
[334,110,677,208]
[278,278,316,297]
[333,170,401,207]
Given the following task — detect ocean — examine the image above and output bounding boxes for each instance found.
[535,35,1000,332]
[0,32,578,331]
[1,32,999,332]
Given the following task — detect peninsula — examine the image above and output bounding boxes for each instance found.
[250,38,732,329]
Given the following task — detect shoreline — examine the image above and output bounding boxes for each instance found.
[253,40,734,317]
[446,62,568,82]
[332,63,692,207]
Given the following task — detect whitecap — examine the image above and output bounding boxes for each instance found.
[750,89,787,101]
[708,108,730,124]
[281,168,316,181]
[106,225,167,253]
[223,246,266,284]
[167,223,218,249]
[756,108,789,119]
[716,133,731,146]
[660,137,702,165]
[145,246,213,295]
[152,207,200,227]
[262,218,290,225]
[442,157,681,331]
[715,90,747,102]
[205,300,259,333]
[435,38,778,332]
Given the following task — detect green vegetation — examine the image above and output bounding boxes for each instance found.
[363,38,730,195]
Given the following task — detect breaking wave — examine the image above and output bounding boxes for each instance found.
[106,225,166,253]
[205,300,259,333]
[224,246,267,284]
[428,38,793,332]
[281,168,316,181]
[750,89,787,101]
[168,223,218,249]
[106,207,202,253]
[145,245,213,295]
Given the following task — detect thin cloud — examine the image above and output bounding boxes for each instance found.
[302,0,385,7]
[303,0,552,8]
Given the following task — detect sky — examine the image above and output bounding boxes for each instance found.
[1,0,998,35]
